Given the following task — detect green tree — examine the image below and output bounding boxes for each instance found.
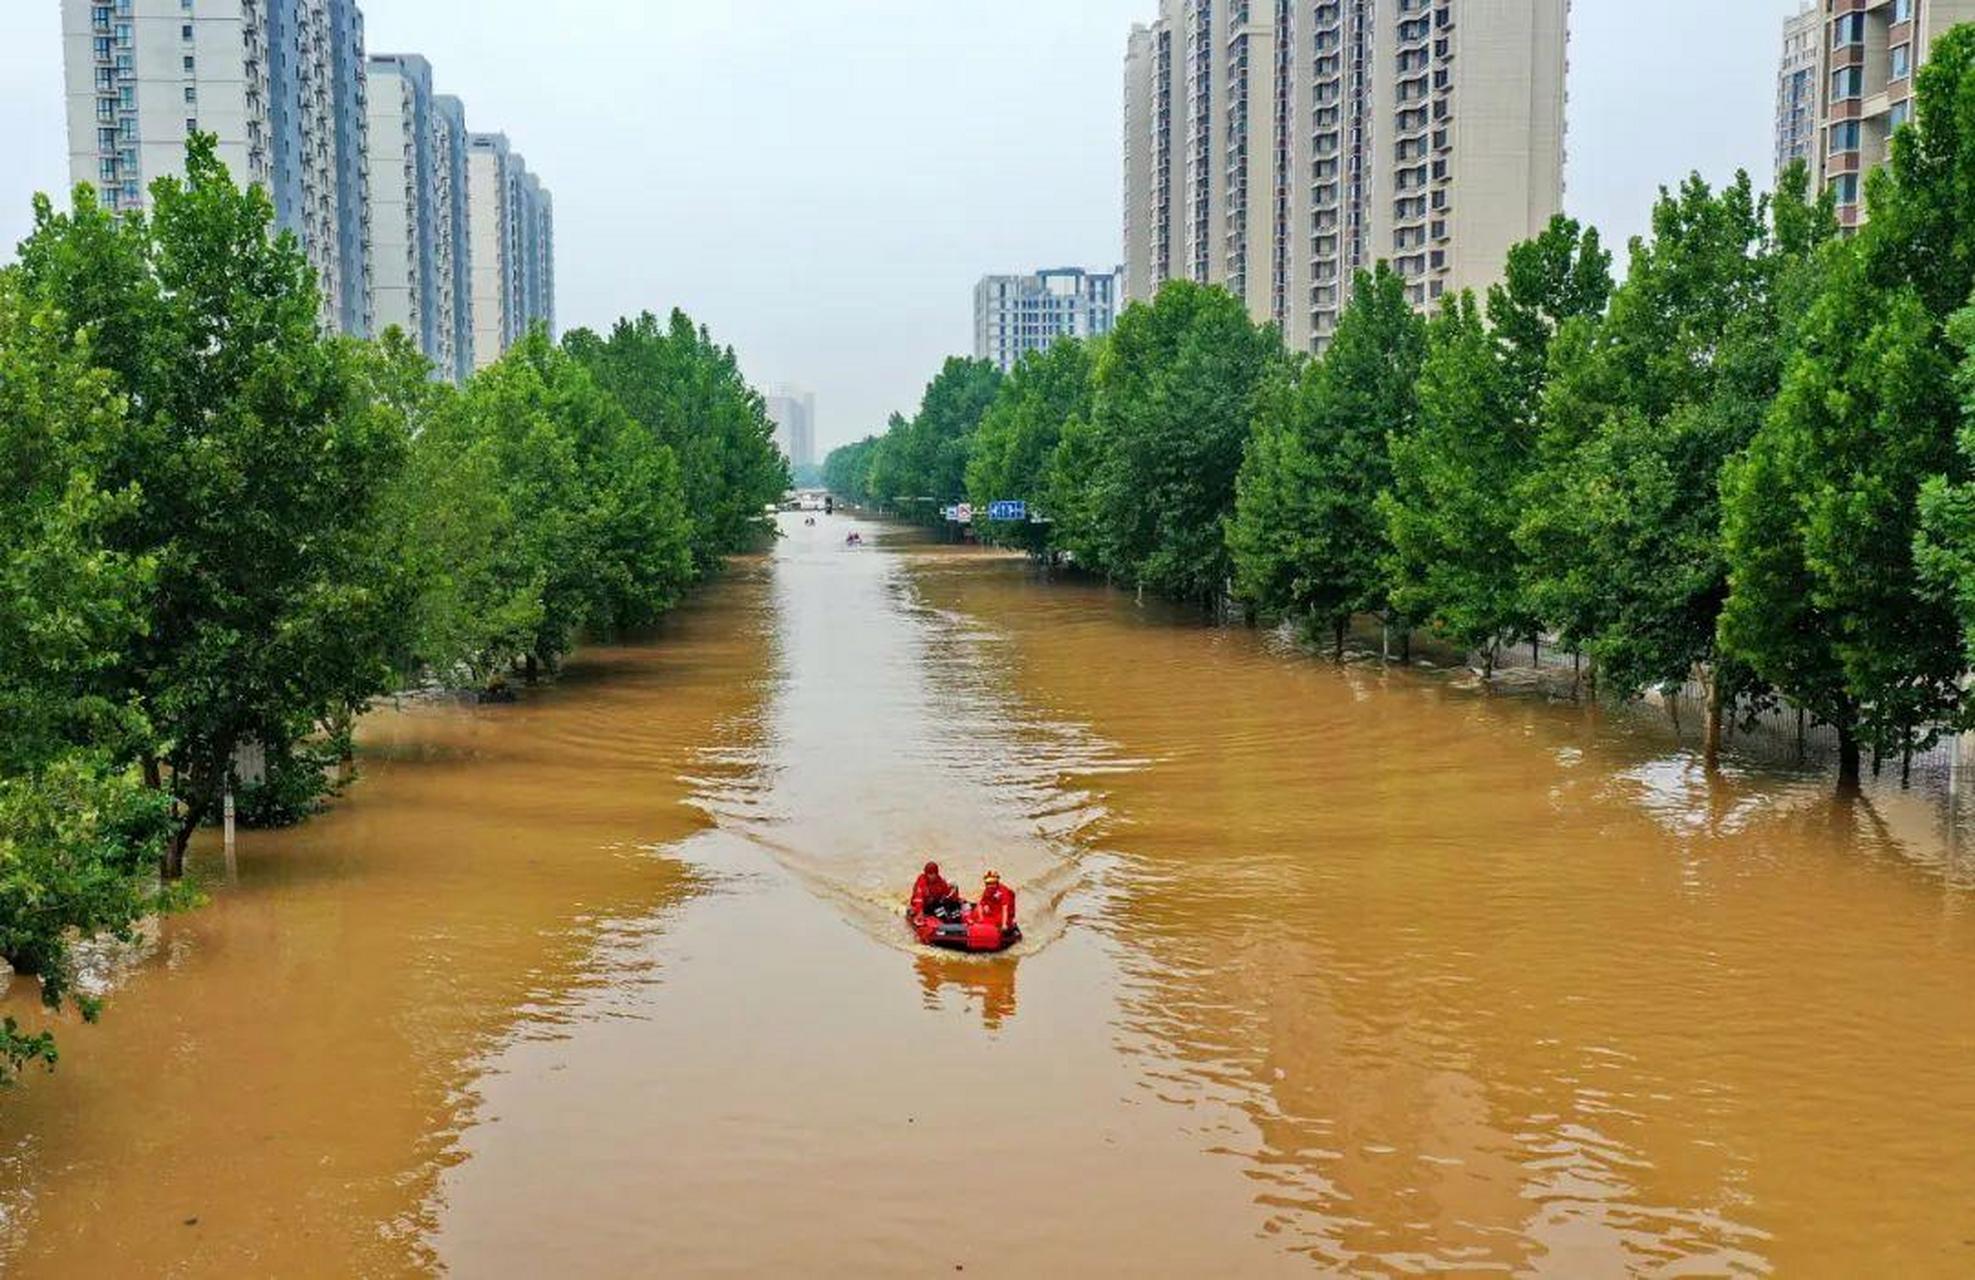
[1229,266,1420,650]
[365,330,542,686]
[1380,293,1528,672]
[0,269,171,1078]
[1521,174,1828,759]
[823,434,881,504]
[1918,304,1975,663]
[1383,218,1610,674]
[16,137,409,877]
[861,358,1002,520]
[565,310,787,572]
[1722,32,1975,787]
[965,338,1094,553]
[1068,281,1279,603]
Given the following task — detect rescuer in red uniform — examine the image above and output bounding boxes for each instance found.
[972,869,1016,933]
[910,861,960,915]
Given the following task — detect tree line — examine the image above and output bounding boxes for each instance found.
[0,135,787,1079]
[829,28,1975,800]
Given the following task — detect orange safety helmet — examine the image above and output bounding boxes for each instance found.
[983,869,1001,885]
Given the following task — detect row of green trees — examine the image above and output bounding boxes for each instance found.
[0,136,786,1078]
[830,27,1975,795]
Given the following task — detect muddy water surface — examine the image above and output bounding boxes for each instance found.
[4,512,1975,1276]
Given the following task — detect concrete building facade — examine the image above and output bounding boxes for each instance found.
[1777,5,1828,183]
[973,267,1122,372]
[431,93,473,382]
[466,131,555,369]
[766,389,818,470]
[62,0,372,335]
[1785,0,1975,230]
[1122,0,1569,352]
[366,54,437,359]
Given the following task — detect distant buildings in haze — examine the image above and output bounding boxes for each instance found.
[1121,0,1569,353]
[973,266,1121,372]
[1774,0,1975,230]
[766,389,817,470]
[59,0,555,380]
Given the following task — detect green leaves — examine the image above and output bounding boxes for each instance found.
[1230,266,1419,631]
[566,310,789,571]
[1723,34,1975,777]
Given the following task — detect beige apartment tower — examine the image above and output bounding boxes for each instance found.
[1782,0,1975,230]
[1123,0,1568,353]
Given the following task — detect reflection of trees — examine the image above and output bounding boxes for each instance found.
[914,954,1018,1030]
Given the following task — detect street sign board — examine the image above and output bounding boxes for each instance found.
[954,503,974,524]
[988,500,1028,522]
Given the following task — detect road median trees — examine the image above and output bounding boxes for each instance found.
[16,136,409,877]
[1229,266,1421,650]
[1381,291,1527,676]
[1384,217,1608,678]
[1083,282,1281,604]
[0,269,173,1078]
[965,338,1094,554]
[564,310,788,570]
[1722,31,1975,788]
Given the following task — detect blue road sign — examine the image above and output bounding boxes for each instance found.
[988,500,1028,522]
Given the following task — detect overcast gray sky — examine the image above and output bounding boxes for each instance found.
[0,1,1805,453]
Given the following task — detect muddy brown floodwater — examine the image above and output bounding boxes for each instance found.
[4,511,1975,1276]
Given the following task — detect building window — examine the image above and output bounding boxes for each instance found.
[1831,66,1863,100]
[1831,172,1861,205]
[1830,119,1862,153]
[1832,12,1865,47]
[183,55,195,71]
[1890,99,1913,131]
[1894,0,1913,20]
[1890,44,1911,81]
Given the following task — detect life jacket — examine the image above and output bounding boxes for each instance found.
[976,883,1016,929]
[912,872,954,912]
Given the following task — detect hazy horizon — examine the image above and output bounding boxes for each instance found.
[0,0,1806,454]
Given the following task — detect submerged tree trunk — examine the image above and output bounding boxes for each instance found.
[1700,663,1724,774]
[525,652,540,685]
[1570,649,1583,702]
[1332,616,1347,661]
[1837,721,1862,791]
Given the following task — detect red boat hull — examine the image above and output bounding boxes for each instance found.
[908,904,1021,953]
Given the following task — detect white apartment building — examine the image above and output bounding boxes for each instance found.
[467,131,555,369]
[1777,6,1827,183]
[974,267,1121,372]
[467,133,510,367]
[1783,0,1975,230]
[765,389,818,469]
[62,0,373,336]
[1122,0,1569,352]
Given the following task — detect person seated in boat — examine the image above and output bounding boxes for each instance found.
[910,861,961,915]
[971,869,1016,934]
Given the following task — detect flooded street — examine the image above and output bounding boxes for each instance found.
[5,511,1975,1275]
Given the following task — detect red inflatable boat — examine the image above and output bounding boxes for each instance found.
[908,901,1021,954]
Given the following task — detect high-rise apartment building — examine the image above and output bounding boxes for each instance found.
[432,93,474,383]
[366,54,438,358]
[1785,0,1975,230]
[367,56,478,381]
[466,131,555,369]
[1122,0,1569,353]
[766,389,818,470]
[1777,6,1827,183]
[62,0,374,335]
[973,267,1122,372]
